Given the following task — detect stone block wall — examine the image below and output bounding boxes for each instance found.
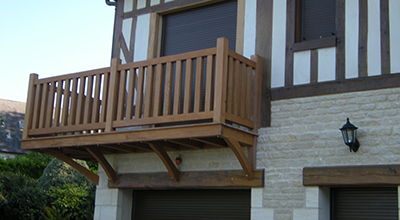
[255,87,400,220]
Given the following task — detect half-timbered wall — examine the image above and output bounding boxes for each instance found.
[94,1,400,219]
[269,0,400,88]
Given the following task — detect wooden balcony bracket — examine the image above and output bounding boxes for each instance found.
[224,137,254,180]
[43,149,99,185]
[85,147,117,184]
[146,142,180,182]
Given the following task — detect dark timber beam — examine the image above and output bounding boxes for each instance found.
[303,165,400,186]
[44,149,99,185]
[168,139,203,149]
[108,170,264,188]
[224,138,253,180]
[147,142,180,182]
[86,147,117,183]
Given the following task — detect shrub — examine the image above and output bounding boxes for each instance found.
[39,158,93,190]
[0,152,53,179]
[0,172,47,220]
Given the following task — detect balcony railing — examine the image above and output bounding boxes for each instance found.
[22,38,262,140]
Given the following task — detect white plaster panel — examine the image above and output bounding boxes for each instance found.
[150,0,160,6]
[318,47,336,82]
[95,189,113,205]
[367,0,381,76]
[251,208,274,220]
[389,0,400,73]
[137,0,147,9]
[294,50,311,85]
[293,209,318,220]
[251,188,263,208]
[271,0,287,88]
[124,0,134,13]
[345,0,359,79]
[122,18,133,49]
[243,0,257,59]
[94,206,101,220]
[134,14,150,62]
[305,187,319,208]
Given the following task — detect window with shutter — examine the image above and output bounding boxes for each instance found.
[295,0,336,42]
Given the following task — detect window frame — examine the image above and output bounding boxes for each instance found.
[293,0,337,52]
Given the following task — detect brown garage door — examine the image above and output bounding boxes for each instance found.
[331,187,398,220]
[132,189,250,220]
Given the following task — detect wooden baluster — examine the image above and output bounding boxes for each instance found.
[135,67,145,119]
[173,61,183,115]
[227,56,235,114]
[100,72,110,124]
[245,65,252,120]
[92,73,102,125]
[126,68,136,119]
[117,70,127,121]
[22,73,38,139]
[38,83,49,129]
[153,64,163,117]
[84,75,94,128]
[194,57,203,113]
[163,62,173,116]
[53,80,63,128]
[183,58,193,114]
[233,60,241,116]
[204,55,214,112]
[240,63,247,118]
[61,79,71,127]
[144,66,154,117]
[213,37,229,123]
[69,78,78,126]
[45,81,56,128]
[76,76,86,127]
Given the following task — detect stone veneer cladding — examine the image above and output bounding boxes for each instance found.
[94,87,400,220]
[256,87,400,220]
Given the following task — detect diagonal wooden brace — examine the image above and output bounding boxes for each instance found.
[147,142,180,182]
[86,147,117,184]
[224,137,254,180]
[44,149,99,185]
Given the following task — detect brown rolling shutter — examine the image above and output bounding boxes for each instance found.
[161,0,237,56]
[159,0,237,115]
[332,187,398,220]
[132,189,250,220]
[301,0,336,41]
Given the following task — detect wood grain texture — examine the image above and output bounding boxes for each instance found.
[310,49,318,83]
[303,165,400,186]
[224,138,253,180]
[285,0,296,86]
[335,0,346,80]
[147,142,180,182]
[86,147,116,183]
[108,170,264,188]
[380,0,390,74]
[358,0,368,77]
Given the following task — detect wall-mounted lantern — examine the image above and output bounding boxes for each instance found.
[339,118,360,152]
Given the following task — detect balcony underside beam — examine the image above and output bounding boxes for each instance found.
[108,169,264,189]
[147,142,180,182]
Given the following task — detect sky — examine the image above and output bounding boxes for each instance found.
[0,1,115,102]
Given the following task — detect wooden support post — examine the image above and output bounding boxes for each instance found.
[147,142,180,182]
[249,55,264,169]
[22,74,38,139]
[44,149,99,185]
[85,147,117,183]
[224,137,254,180]
[213,37,229,124]
[105,58,121,132]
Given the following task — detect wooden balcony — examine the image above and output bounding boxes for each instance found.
[21,38,263,188]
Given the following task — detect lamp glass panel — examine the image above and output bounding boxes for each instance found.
[341,129,348,143]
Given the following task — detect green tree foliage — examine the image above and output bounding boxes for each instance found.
[0,152,53,179]
[39,158,94,190]
[0,172,47,220]
[0,153,97,220]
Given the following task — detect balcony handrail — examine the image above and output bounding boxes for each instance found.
[22,37,262,139]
